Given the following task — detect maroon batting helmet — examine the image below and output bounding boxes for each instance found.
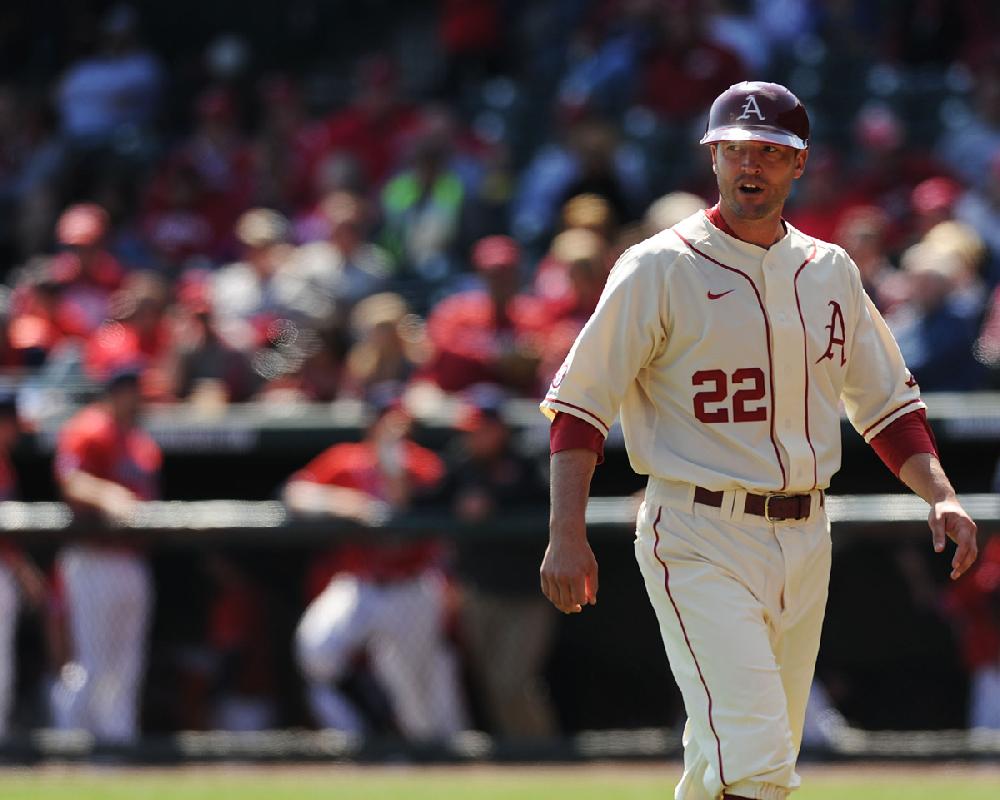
[700,81,809,150]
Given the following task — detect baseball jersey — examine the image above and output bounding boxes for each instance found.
[55,405,162,503]
[540,209,922,494]
[292,441,446,590]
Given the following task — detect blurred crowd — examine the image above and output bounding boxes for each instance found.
[0,1,999,421]
[0,0,1000,744]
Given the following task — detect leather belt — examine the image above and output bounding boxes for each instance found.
[693,486,822,522]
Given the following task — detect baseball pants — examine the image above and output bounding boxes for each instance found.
[635,480,831,800]
[51,545,151,742]
[296,570,467,739]
[0,563,17,738]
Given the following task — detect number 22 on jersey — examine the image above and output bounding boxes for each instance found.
[692,368,767,423]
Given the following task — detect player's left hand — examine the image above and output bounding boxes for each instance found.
[928,497,977,580]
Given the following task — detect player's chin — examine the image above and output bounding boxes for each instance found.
[727,191,772,218]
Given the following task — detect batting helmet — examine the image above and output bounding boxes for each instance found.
[700,81,809,150]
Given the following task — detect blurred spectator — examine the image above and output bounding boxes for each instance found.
[535,228,610,391]
[7,258,68,366]
[46,203,125,342]
[211,208,295,335]
[168,269,257,405]
[937,52,1000,190]
[943,534,1000,728]
[974,287,1000,387]
[379,113,467,287]
[84,271,173,399]
[342,293,430,400]
[954,148,1000,282]
[561,192,617,243]
[290,191,393,318]
[253,320,344,404]
[533,194,613,306]
[785,151,867,245]
[922,220,989,317]
[643,190,708,237]
[424,235,549,395]
[850,104,948,243]
[141,161,217,273]
[164,87,255,252]
[446,387,557,737]
[4,211,125,373]
[251,76,326,213]
[320,55,426,189]
[438,0,505,98]
[286,393,467,739]
[55,5,163,148]
[50,367,160,742]
[0,87,64,260]
[888,242,984,391]
[833,206,905,315]
[705,0,773,74]
[640,0,746,122]
[512,115,647,246]
[910,176,964,242]
[0,393,47,738]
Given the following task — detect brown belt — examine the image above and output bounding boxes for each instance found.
[693,486,823,522]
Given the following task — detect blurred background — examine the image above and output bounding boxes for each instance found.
[0,0,998,762]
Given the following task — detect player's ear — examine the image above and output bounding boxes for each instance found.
[710,144,718,174]
[793,148,808,179]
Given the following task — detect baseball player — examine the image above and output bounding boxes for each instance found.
[287,392,467,739]
[539,81,978,800]
[51,366,160,742]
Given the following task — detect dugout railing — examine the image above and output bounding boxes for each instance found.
[2,495,1000,764]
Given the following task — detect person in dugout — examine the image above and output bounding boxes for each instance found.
[50,365,161,742]
[286,387,467,740]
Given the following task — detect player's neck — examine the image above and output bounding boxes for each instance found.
[711,202,785,249]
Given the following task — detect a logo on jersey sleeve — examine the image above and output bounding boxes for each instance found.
[737,95,766,121]
[815,300,847,367]
[905,371,918,389]
[550,359,569,389]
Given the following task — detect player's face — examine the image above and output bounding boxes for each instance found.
[107,382,142,424]
[711,141,808,221]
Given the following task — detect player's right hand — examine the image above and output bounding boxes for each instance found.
[101,484,139,526]
[540,538,599,614]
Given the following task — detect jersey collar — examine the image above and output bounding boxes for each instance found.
[705,203,787,249]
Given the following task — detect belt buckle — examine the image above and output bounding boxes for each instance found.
[763,493,792,523]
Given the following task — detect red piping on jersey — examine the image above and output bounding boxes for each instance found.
[672,229,787,490]
[793,244,820,490]
[652,506,728,789]
[543,396,610,435]
[862,398,922,438]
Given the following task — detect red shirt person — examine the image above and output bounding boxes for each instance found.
[286,395,467,738]
[50,368,160,742]
[424,235,550,394]
[50,204,125,339]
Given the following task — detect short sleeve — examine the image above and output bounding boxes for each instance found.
[540,248,668,433]
[841,270,924,441]
[292,446,352,486]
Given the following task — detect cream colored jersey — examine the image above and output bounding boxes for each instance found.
[540,210,922,494]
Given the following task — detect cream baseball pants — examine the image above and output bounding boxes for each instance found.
[635,480,831,800]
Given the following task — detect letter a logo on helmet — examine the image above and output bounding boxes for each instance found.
[700,81,810,150]
[737,95,765,121]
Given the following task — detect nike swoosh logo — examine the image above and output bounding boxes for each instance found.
[707,289,734,300]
